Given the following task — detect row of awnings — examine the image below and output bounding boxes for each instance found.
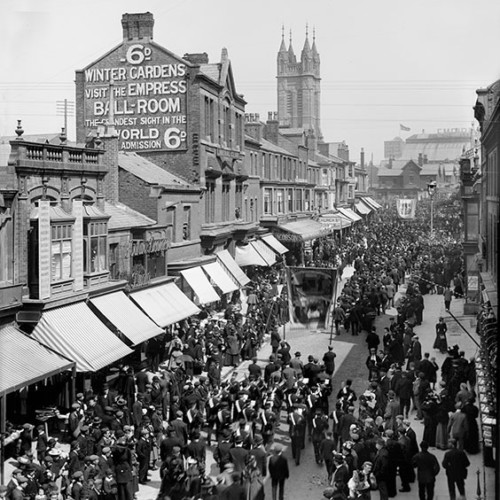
[0,251,251,388]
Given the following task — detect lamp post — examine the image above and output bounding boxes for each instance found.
[427,180,437,237]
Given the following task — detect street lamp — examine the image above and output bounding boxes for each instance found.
[427,180,437,236]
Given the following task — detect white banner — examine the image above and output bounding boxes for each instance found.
[396,198,416,219]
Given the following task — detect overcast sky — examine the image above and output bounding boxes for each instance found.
[1,0,500,163]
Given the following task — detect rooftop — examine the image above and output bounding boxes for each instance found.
[119,151,189,186]
[104,201,156,231]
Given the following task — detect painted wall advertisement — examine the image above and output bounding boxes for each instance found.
[81,43,188,151]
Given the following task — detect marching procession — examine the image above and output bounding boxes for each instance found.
[0,203,490,500]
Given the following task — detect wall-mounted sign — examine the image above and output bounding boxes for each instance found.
[78,43,188,152]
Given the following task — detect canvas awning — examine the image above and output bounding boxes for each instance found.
[130,282,200,327]
[202,262,239,295]
[32,302,133,372]
[251,239,277,266]
[0,324,75,396]
[234,243,268,267]
[216,250,250,287]
[355,200,372,215]
[90,291,163,346]
[260,234,288,254]
[181,267,220,304]
[363,196,382,209]
[337,207,362,222]
[276,219,333,241]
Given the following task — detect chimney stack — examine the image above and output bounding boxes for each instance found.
[360,148,365,169]
[418,153,423,167]
[122,12,154,41]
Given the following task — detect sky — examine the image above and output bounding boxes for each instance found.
[1,0,500,164]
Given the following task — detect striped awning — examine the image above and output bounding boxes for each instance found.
[130,282,200,328]
[90,291,163,346]
[235,243,268,267]
[216,250,250,287]
[355,200,372,215]
[0,324,75,396]
[181,267,220,304]
[32,302,133,372]
[338,207,362,222]
[202,262,239,295]
[363,196,382,209]
[261,234,288,254]
[251,239,277,266]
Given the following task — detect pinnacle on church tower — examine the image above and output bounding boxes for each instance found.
[279,24,287,53]
[302,23,311,56]
[288,29,296,63]
[312,26,319,61]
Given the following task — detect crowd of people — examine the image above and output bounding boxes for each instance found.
[1,200,481,500]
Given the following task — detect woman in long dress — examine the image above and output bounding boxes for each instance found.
[433,317,448,353]
[434,392,450,450]
[463,397,480,454]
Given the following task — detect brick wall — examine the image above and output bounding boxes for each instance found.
[118,170,157,220]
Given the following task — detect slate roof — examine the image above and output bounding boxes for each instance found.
[377,167,404,177]
[199,64,221,82]
[104,202,156,231]
[119,152,189,186]
[260,138,293,156]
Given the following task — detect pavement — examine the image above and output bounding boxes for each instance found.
[3,266,496,499]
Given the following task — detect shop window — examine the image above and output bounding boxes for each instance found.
[83,221,107,274]
[147,251,166,279]
[51,223,72,281]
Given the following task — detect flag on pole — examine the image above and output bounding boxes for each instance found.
[400,124,411,131]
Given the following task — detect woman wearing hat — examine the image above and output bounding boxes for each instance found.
[433,317,448,354]
[347,461,377,499]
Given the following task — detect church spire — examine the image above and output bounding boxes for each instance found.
[302,23,311,56]
[312,26,320,64]
[288,29,296,63]
[279,24,287,53]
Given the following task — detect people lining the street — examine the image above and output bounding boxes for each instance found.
[1,204,481,500]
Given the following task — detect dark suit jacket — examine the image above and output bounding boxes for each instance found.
[112,446,133,483]
[412,450,440,484]
[268,453,289,480]
[229,446,249,472]
[442,447,470,479]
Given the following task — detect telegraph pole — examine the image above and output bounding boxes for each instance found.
[56,99,75,136]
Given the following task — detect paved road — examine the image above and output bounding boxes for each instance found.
[135,267,495,500]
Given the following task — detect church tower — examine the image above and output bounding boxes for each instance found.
[277,25,322,141]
